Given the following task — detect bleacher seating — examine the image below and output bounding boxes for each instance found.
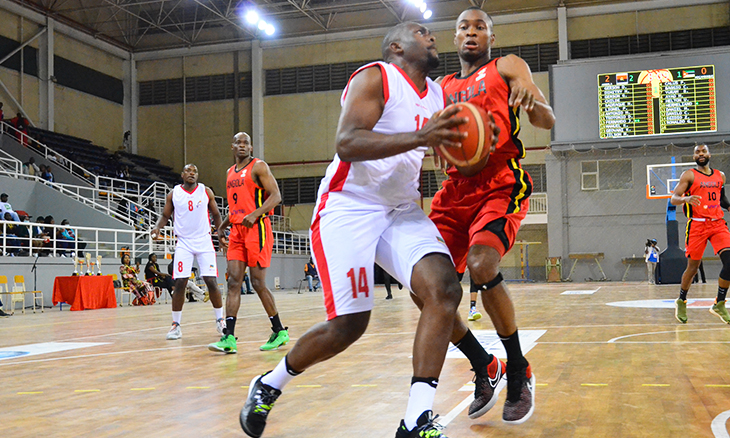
[120,152,180,186]
[26,127,178,188]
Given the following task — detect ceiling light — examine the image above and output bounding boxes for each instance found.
[265,24,275,35]
[419,3,427,13]
[423,9,432,19]
[258,20,268,30]
[245,10,259,25]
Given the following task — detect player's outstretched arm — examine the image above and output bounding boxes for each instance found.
[335,66,468,162]
[498,54,555,130]
[151,191,174,239]
[670,170,700,206]
[241,161,282,228]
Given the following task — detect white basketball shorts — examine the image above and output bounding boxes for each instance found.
[173,236,217,279]
[310,192,451,320]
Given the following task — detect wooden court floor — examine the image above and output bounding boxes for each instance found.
[1,281,730,438]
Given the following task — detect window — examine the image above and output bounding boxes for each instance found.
[522,164,546,193]
[581,161,598,191]
[581,159,633,191]
[570,26,730,59]
[419,169,448,198]
[277,176,324,205]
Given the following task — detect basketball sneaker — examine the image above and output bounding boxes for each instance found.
[503,363,535,424]
[675,298,688,324]
[468,307,482,321]
[260,328,290,351]
[166,322,182,340]
[469,355,507,419]
[710,300,730,324]
[208,334,237,354]
[240,373,281,438]
[394,410,448,437]
[216,318,226,335]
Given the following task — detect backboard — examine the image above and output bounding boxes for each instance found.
[646,162,695,199]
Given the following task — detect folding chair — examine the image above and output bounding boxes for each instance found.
[13,275,43,313]
[112,274,134,307]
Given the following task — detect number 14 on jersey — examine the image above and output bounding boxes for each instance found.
[347,267,369,298]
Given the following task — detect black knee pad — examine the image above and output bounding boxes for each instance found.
[720,251,730,281]
[475,272,503,291]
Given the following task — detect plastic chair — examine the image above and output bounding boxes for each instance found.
[13,275,43,313]
[112,274,134,307]
[0,276,9,313]
[9,276,26,314]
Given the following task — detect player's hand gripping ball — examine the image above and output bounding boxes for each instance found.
[436,102,493,168]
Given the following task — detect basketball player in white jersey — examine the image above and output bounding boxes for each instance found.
[239,22,473,438]
[151,164,225,340]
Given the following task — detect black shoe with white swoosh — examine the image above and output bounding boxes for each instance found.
[469,355,507,419]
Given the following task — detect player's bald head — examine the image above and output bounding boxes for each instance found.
[183,163,198,172]
[695,143,709,153]
[233,132,250,143]
[381,22,417,61]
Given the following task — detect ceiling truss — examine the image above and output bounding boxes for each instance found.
[6,0,688,52]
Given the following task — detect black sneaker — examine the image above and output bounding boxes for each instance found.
[469,355,507,419]
[395,410,448,437]
[0,309,10,317]
[240,373,281,438]
[503,363,535,424]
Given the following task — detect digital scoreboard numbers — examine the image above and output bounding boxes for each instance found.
[598,65,716,139]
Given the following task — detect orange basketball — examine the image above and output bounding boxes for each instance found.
[436,102,492,168]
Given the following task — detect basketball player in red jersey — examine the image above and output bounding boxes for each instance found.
[671,144,730,324]
[208,132,289,353]
[429,7,555,424]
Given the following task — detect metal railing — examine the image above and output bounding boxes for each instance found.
[272,230,309,254]
[0,219,151,263]
[0,169,160,229]
[149,225,310,257]
[0,148,22,174]
[1,121,98,187]
[528,192,548,214]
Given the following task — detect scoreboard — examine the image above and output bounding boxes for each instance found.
[598,65,716,139]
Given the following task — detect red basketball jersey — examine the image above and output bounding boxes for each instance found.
[684,168,724,220]
[226,158,272,224]
[441,58,524,175]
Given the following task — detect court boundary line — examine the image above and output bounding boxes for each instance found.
[608,327,728,343]
[712,410,730,438]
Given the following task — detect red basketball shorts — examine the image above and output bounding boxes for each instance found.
[227,220,274,268]
[684,218,730,260]
[429,161,531,273]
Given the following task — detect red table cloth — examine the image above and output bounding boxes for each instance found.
[53,275,117,311]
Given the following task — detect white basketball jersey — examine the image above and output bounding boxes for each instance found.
[172,183,211,240]
[317,61,445,207]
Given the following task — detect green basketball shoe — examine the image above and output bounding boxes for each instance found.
[710,300,730,324]
[675,298,687,324]
[260,328,289,351]
[208,334,237,354]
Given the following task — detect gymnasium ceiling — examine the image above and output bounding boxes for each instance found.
[10,0,661,52]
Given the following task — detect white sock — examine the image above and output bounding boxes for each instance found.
[172,311,182,325]
[261,357,299,391]
[213,307,223,321]
[404,381,437,430]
